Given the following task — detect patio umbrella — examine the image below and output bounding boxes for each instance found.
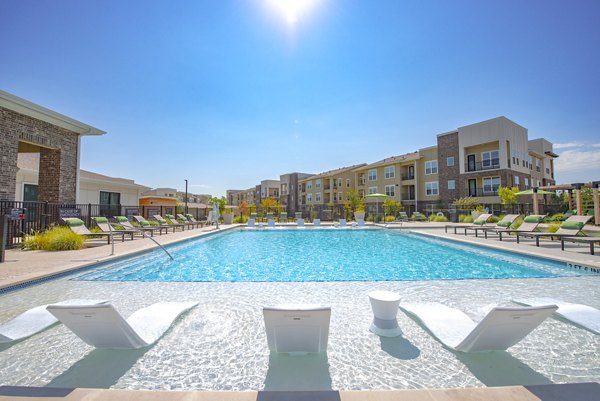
[516,189,554,215]
[365,193,388,219]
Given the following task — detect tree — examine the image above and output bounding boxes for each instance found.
[452,196,482,210]
[239,200,249,216]
[497,186,519,205]
[383,198,402,216]
[260,197,281,213]
[344,190,365,214]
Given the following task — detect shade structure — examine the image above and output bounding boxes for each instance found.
[515,189,553,215]
[365,193,388,219]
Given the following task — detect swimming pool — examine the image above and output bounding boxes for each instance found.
[76,229,588,282]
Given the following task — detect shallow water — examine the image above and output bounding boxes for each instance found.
[1,275,599,390]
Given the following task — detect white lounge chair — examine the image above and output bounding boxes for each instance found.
[267,219,275,227]
[247,218,256,228]
[399,302,557,352]
[356,218,365,227]
[0,299,107,343]
[338,219,347,227]
[513,298,600,335]
[263,305,331,354]
[313,219,320,226]
[47,301,198,349]
[297,218,305,227]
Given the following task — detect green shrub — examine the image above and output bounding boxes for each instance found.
[546,223,561,233]
[550,213,564,222]
[511,217,524,229]
[23,226,86,251]
[429,215,448,222]
[489,215,500,223]
[462,215,474,223]
[458,214,466,223]
[233,215,248,223]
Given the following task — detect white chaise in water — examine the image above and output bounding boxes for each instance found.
[0,299,108,343]
[399,302,558,352]
[46,301,198,349]
[513,298,600,335]
[263,305,331,354]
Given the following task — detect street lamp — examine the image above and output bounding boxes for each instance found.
[184,179,188,215]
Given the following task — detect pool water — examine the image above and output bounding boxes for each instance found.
[76,229,585,282]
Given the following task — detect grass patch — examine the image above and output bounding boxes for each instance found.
[23,226,86,251]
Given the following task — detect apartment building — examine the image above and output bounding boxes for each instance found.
[298,164,366,212]
[436,116,557,207]
[280,172,313,215]
[227,187,256,206]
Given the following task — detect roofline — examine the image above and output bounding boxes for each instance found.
[0,90,105,136]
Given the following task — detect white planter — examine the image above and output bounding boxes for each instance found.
[223,214,234,224]
[354,211,366,220]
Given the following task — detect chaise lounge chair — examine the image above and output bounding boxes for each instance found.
[263,305,331,354]
[445,213,492,235]
[46,301,198,349]
[63,218,111,244]
[152,215,183,233]
[493,214,546,241]
[130,215,169,235]
[91,217,135,241]
[515,215,593,247]
[411,212,427,222]
[399,302,557,352]
[465,214,521,238]
[177,213,201,229]
[398,212,409,222]
[513,298,600,335]
[337,219,347,227]
[163,214,188,231]
[185,214,206,227]
[0,299,107,343]
[560,236,600,255]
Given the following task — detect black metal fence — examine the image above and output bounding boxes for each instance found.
[0,200,209,248]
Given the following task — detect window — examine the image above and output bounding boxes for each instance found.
[338,178,342,188]
[524,177,529,188]
[315,179,321,188]
[368,169,377,181]
[536,159,541,172]
[100,191,121,216]
[346,178,350,188]
[385,185,395,197]
[545,159,550,174]
[483,177,500,194]
[448,180,455,190]
[481,150,499,168]
[368,186,377,195]
[447,156,454,167]
[307,181,312,190]
[538,180,542,187]
[316,192,321,202]
[384,166,395,179]
[338,192,342,202]
[307,193,313,202]
[334,192,339,202]
[514,176,520,186]
[425,182,439,196]
[425,160,438,175]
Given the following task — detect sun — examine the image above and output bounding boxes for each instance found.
[267,0,317,24]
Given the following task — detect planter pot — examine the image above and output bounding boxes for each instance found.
[223,214,234,224]
[354,211,366,220]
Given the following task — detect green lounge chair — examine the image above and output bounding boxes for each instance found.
[132,215,170,235]
[153,214,184,232]
[175,213,198,229]
[411,212,427,222]
[516,215,593,247]
[91,217,135,241]
[63,217,111,244]
[496,215,546,241]
[114,216,167,236]
[465,214,521,238]
[445,213,492,234]
[185,213,206,227]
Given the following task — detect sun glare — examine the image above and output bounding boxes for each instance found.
[267,0,317,24]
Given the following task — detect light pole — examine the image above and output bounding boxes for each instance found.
[184,179,188,215]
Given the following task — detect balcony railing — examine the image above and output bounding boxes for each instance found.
[465,159,500,172]
[401,174,415,180]
[465,187,499,197]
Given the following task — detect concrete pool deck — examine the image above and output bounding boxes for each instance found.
[1,223,598,401]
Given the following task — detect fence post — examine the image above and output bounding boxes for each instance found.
[0,214,7,263]
[87,204,92,227]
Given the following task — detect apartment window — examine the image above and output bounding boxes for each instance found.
[368,186,377,195]
[358,189,365,198]
[425,160,438,175]
[307,193,312,202]
[338,192,342,202]
[425,181,439,196]
[483,177,500,194]
[448,180,456,190]
[545,159,550,174]
[538,180,542,187]
[307,181,312,190]
[316,179,321,188]
[315,192,321,202]
[536,159,541,172]
[447,156,455,167]
[338,178,342,188]
[346,178,350,188]
[385,185,395,197]
[384,166,395,179]
[333,193,337,202]
[514,176,520,186]
[99,191,120,216]
[368,169,377,181]
[481,150,499,168]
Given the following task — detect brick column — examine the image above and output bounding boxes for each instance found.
[38,148,62,203]
[0,108,19,200]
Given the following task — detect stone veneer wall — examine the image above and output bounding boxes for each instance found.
[437,132,460,204]
[0,106,79,203]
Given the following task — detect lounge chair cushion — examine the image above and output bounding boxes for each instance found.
[524,215,543,223]
[92,217,109,224]
[114,216,128,223]
[473,219,486,225]
[497,220,512,227]
[63,218,85,227]
[560,221,585,230]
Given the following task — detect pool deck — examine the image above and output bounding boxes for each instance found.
[1,222,599,401]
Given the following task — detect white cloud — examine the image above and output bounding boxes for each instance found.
[553,142,583,149]
[554,149,600,176]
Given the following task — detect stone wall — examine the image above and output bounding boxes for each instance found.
[0,106,79,203]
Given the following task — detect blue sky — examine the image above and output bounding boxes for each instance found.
[2,0,599,196]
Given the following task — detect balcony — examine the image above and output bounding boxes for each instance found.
[401,174,415,180]
[401,193,415,201]
[465,159,500,172]
[465,187,499,197]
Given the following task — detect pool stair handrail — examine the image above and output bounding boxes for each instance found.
[399,302,558,352]
[0,299,108,343]
[263,305,331,354]
[513,298,600,335]
[46,301,198,349]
